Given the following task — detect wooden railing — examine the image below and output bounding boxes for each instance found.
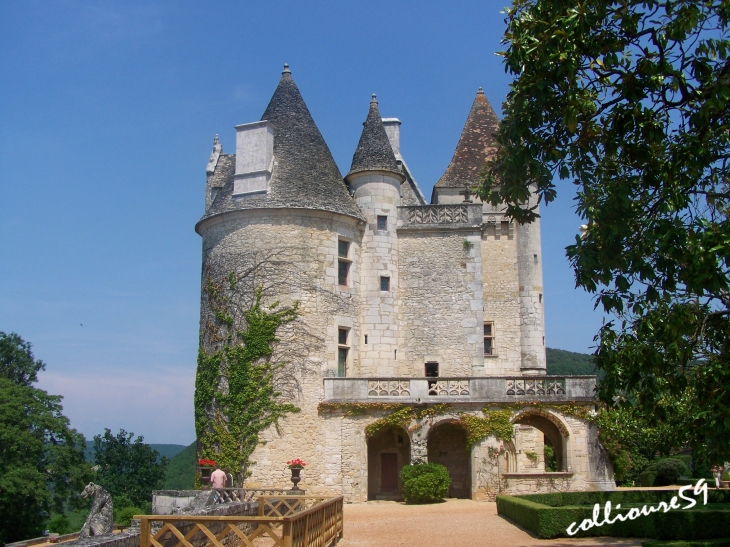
[213,488,296,504]
[136,496,343,547]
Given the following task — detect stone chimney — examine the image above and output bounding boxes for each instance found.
[381,118,402,159]
[233,120,274,196]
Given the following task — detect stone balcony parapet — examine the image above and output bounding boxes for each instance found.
[323,376,596,404]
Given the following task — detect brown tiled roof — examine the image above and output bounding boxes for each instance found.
[434,88,500,188]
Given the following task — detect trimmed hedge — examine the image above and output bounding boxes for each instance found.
[496,489,730,540]
[643,540,730,547]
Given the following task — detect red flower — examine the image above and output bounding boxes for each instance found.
[287,458,306,468]
[198,458,216,467]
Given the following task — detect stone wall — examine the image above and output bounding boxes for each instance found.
[396,230,484,377]
[481,220,522,375]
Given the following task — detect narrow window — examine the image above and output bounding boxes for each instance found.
[425,362,439,377]
[337,327,350,377]
[539,293,543,303]
[377,215,387,231]
[484,322,494,355]
[534,254,538,264]
[338,240,349,257]
[338,240,351,286]
[394,349,397,360]
[364,334,368,344]
[380,276,390,291]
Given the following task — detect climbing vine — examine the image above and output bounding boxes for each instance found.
[455,409,514,447]
[318,400,593,447]
[195,266,301,484]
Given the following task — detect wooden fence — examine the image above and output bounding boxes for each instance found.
[136,495,343,547]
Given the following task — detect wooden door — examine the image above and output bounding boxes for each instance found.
[380,453,398,492]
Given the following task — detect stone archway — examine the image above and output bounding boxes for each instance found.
[427,422,470,498]
[367,427,410,500]
[512,411,569,472]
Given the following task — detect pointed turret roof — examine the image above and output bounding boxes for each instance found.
[346,95,402,179]
[199,66,364,224]
[435,88,500,188]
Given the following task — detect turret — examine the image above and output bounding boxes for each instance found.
[345,95,405,376]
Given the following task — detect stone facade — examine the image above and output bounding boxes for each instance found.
[195,67,615,503]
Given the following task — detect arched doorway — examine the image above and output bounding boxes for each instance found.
[513,412,568,472]
[367,427,410,500]
[427,422,470,498]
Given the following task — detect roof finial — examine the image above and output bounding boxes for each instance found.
[477,87,484,94]
[282,63,291,74]
[213,134,219,145]
[371,93,378,105]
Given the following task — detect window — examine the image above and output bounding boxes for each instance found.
[338,240,351,286]
[337,328,349,377]
[425,362,439,377]
[484,322,494,355]
[338,240,349,257]
[380,276,390,291]
[377,215,387,231]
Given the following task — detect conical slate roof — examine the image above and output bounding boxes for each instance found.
[346,95,401,179]
[435,88,501,188]
[199,66,364,223]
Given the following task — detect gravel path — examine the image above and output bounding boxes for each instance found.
[336,499,646,547]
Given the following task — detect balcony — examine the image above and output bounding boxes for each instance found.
[323,376,596,404]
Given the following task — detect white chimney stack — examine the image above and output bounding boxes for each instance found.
[233,120,274,195]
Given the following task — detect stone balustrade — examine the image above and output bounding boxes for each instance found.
[323,376,596,403]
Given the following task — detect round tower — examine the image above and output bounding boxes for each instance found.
[195,66,366,494]
[345,95,405,377]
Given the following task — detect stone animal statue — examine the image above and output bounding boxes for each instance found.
[79,482,114,537]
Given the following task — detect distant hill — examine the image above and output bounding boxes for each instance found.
[546,347,597,376]
[84,441,187,463]
[163,441,196,490]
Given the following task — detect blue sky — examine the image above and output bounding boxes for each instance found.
[0,1,601,444]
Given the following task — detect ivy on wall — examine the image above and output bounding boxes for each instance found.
[318,401,593,447]
[195,270,300,483]
[455,409,514,447]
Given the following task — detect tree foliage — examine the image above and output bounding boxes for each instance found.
[482,0,730,462]
[93,429,168,508]
[0,333,91,545]
[0,331,46,387]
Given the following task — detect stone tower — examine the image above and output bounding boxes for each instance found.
[345,95,404,377]
[195,69,612,502]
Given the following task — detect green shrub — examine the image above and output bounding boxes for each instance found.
[641,470,659,487]
[400,463,450,504]
[722,471,730,482]
[115,506,143,528]
[692,457,712,479]
[544,444,557,472]
[645,458,690,486]
[47,514,73,535]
